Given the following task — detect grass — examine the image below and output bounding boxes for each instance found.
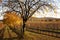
[24,31,60,40]
[0,26,60,40]
[0,21,60,40]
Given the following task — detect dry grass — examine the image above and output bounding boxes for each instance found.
[0,17,60,40]
[24,31,60,40]
[0,26,60,40]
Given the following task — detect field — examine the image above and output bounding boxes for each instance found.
[25,17,60,40]
[24,31,60,40]
[0,17,60,40]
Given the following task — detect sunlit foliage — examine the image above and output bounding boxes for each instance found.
[3,11,23,28]
[0,22,4,30]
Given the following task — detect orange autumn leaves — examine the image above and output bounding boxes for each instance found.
[3,11,23,28]
[0,22,5,30]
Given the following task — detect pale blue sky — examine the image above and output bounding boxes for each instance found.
[0,0,60,19]
[0,0,60,10]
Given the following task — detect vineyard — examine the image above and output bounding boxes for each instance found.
[0,17,60,40]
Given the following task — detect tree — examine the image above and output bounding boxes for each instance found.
[2,0,54,39]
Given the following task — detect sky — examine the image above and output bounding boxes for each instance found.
[0,0,60,20]
[32,0,60,18]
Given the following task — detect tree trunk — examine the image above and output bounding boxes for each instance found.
[21,20,26,40]
[23,23,25,34]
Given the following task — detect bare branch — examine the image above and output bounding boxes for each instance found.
[28,3,53,19]
[30,0,41,9]
[18,0,25,5]
[28,4,44,19]
[18,2,24,17]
